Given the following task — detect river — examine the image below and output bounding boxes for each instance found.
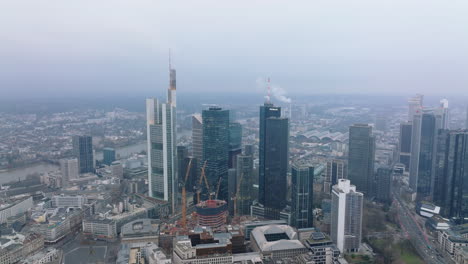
[0,142,147,185]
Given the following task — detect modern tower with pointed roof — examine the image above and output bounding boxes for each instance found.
[146,57,177,213]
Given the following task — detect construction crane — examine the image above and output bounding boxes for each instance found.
[214,176,222,200]
[181,158,193,229]
[197,161,209,204]
[231,172,244,217]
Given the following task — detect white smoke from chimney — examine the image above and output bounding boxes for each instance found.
[256,77,292,104]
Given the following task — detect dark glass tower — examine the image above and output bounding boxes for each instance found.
[263,116,289,210]
[72,135,94,173]
[375,167,392,203]
[202,107,230,201]
[228,122,242,169]
[291,164,314,229]
[435,130,468,222]
[347,124,375,195]
[236,154,254,216]
[399,122,412,171]
[103,147,116,166]
[259,103,281,206]
[415,112,441,200]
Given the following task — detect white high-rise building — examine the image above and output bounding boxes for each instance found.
[146,63,177,213]
[60,158,79,187]
[439,98,449,129]
[408,94,423,122]
[331,179,363,253]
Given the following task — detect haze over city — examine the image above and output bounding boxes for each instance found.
[2,0,468,98]
[0,1,468,264]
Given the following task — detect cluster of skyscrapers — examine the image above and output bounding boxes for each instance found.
[398,95,467,222]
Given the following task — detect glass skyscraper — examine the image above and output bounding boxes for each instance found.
[146,64,177,213]
[347,124,375,195]
[435,130,468,222]
[398,122,412,171]
[202,107,230,201]
[103,147,116,166]
[72,135,94,174]
[258,103,282,207]
[291,164,314,229]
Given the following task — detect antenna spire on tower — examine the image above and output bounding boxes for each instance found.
[267,77,271,104]
[169,48,172,70]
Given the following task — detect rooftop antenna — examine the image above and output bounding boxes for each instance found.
[169,48,172,70]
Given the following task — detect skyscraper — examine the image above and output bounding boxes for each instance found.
[291,164,314,229]
[60,158,79,187]
[103,147,116,166]
[325,159,347,192]
[415,111,442,200]
[192,114,203,165]
[409,110,422,191]
[202,107,230,201]
[146,63,177,213]
[435,130,468,222]
[465,105,468,130]
[408,94,423,122]
[258,103,282,207]
[398,122,412,171]
[347,124,375,195]
[228,122,242,169]
[235,154,254,216]
[72,135,94,174]
[331,179,363,253]
[439,99,449,129]
[261,115,289,210]
[375,167,392,203]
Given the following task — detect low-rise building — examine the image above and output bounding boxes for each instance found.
[120,218,159,244]
[455,246,468,264]
[51,195,87,208]
[438,224,468,257]
[250,225,308,260]
[82,218,117,241]
[0,197,33,224]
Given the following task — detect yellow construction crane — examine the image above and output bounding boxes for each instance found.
[181,158,193,229]
[231,172,244,217]
[214,176,222,200]
[197,161,209,204]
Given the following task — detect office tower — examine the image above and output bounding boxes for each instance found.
[258,103,282,206]
[192,114,203,164]
[409,110,422,191]
[261,115,289,210]
[228,122,242,169]
[375,167,392,203]
[415,111,442,200]
[291,164,314,229]
[325,159,347,192]
[202,107,230,201]
[331,179,364,253]
[435,130,468,221]
[398,122,412,170]
[347,124,375,195]
[60,158,79,187]
[408,94,424,122]
[72,135,94,173]
[103,147,116,166]
[466,105,468,129]
[146,63,177,212]
[235,154,254,216]
[228,168,237,215]
[439,99,450,129]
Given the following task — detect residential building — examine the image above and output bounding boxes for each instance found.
[59,158,78,187]
[331,179,364,253]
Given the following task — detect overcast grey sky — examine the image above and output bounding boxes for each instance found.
[1,0,467,98]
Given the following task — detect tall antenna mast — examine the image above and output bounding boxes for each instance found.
[169,48,172,70]
[267,77,271,104]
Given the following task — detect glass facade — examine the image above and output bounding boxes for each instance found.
[72,135,94,173]
[347,124,375,195]
[202,107,230,201]
[291,164,314,229]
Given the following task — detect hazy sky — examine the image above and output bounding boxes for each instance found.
[1,0,468,98]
